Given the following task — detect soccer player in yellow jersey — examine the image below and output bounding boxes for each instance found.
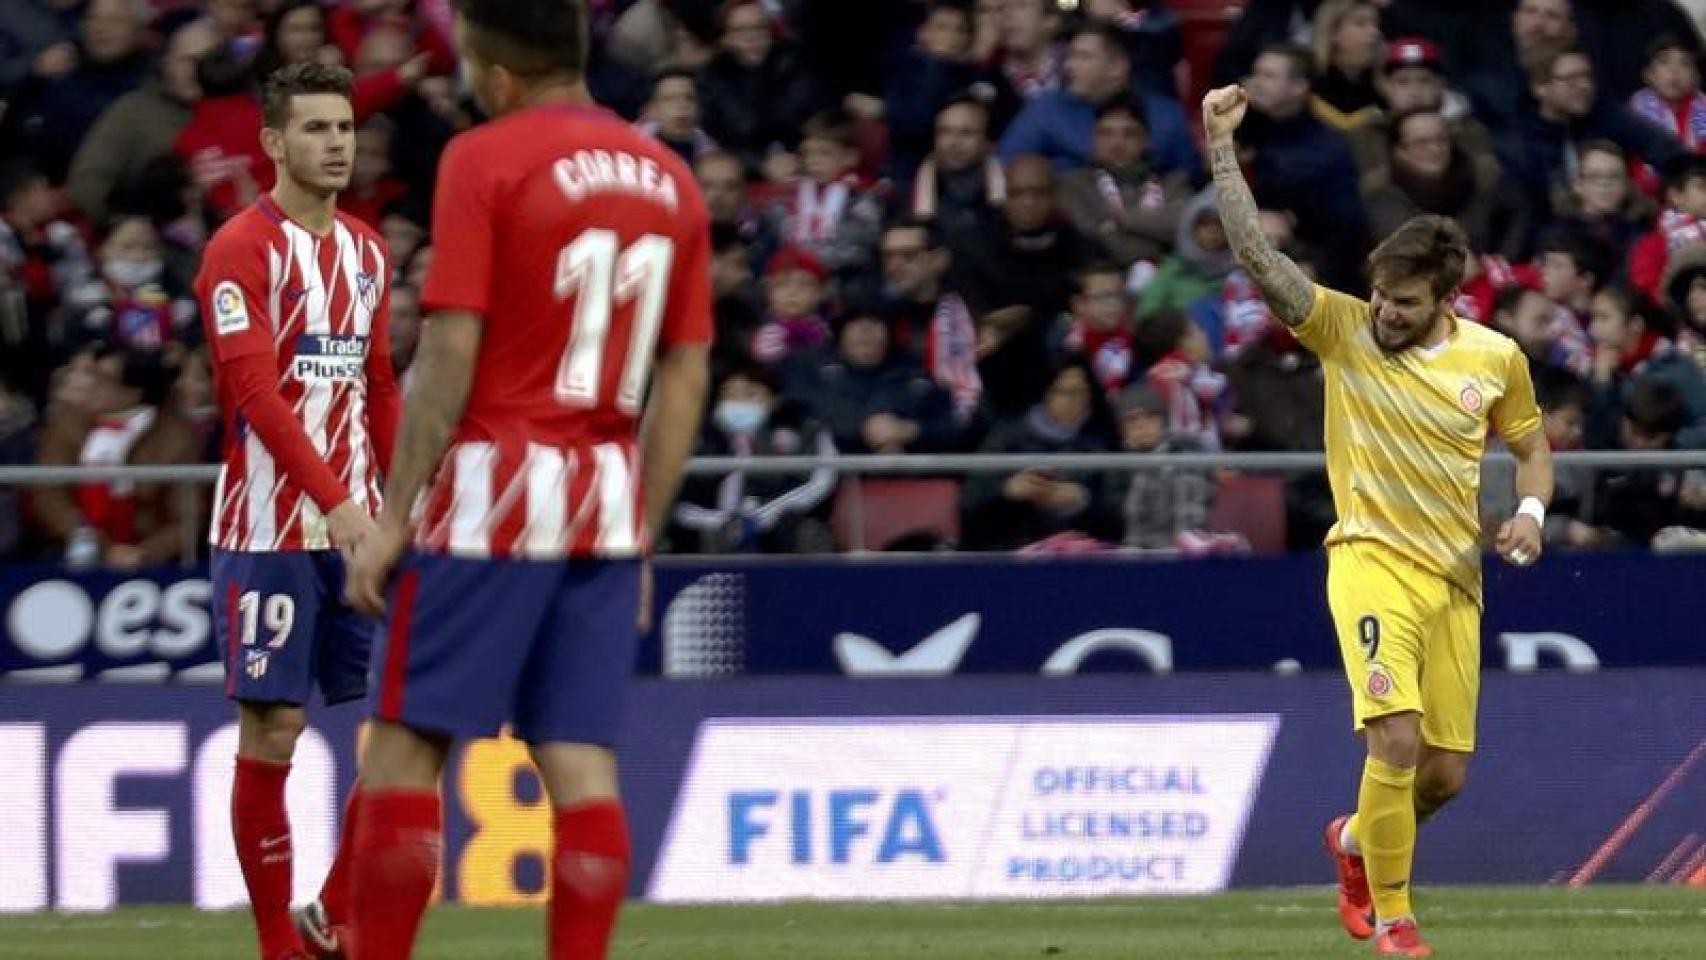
[1203,85,1556,958]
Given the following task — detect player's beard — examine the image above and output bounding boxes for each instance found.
[283,143,353,200]
[1373,305,1448,354]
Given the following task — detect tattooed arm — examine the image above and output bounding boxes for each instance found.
[1202,85,1316,326]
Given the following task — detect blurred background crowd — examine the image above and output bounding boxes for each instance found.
[3,0,1706,565]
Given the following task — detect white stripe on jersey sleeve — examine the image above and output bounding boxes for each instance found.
[449,442,495,557]
[592,443,638,555]
[521,443,568,558]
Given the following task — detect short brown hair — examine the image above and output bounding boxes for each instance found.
[262,61,354,129]
[1367,215,1470,299]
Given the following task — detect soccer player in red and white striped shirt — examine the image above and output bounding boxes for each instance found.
[342,1,711,956]
[194,62,400,960]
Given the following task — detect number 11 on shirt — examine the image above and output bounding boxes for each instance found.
[554,229,674,414]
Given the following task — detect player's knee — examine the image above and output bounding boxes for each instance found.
[1364,714,1423,768]
[1417,765,1468,811]
[238,704,307,762]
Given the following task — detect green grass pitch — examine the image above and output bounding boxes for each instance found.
[2,886,1702,959]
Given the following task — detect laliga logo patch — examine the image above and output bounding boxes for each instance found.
[1366,664,1393,699]
[213,281,249,335]
[1459,383,1484,415]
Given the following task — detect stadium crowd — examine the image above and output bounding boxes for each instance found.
[3,0,1706,564]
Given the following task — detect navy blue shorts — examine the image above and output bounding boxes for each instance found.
[370,551,641,747]
[212,548,373,707]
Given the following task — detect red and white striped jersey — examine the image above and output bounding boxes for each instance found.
[413,103,713,559]
[197,195,395,552]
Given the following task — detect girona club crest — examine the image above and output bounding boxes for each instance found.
[1366,665,1393,699]
[1459,383,1484,414]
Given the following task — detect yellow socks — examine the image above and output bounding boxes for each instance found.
[1357,756,1418,921]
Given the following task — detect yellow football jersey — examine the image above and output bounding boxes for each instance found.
[1295,285,1543,601]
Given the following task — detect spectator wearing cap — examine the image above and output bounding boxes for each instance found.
[671,359,839,555]
[1345,36,1496,177]
[1308,0,1383,131]
[960,358,1118,551]
[998,23,1199,179]
[1057,95,1190,271]
[2,0,153,183]
[697,0,826,176]
[782,302,961,457]
[1503,44,1686,235]
[66,17,220,227]
[752,247,832,367]
[1236,43,1367,289]
[1629,35,1706,152]
[1108,382,1214,551]
[1360,107,1525,259]
[29,346,203,569]
[903,96,1006,261]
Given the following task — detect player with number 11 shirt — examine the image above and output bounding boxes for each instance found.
[341,1,712,958]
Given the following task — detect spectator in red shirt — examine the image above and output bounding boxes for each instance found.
[326,0,454,75]
[174,47,268,224]
[252,0,432,119]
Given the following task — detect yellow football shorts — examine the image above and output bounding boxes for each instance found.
[1326,540,1481,752]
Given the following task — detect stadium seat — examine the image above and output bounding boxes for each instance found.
[1209,471,1286,553]
[831,478,962,551]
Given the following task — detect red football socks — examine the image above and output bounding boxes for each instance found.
[549,800,632,960]
[232,755,304,960]
[317,784,365,925]
[348,789,442,960]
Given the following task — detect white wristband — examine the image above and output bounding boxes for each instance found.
[1517,497,1546,526]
